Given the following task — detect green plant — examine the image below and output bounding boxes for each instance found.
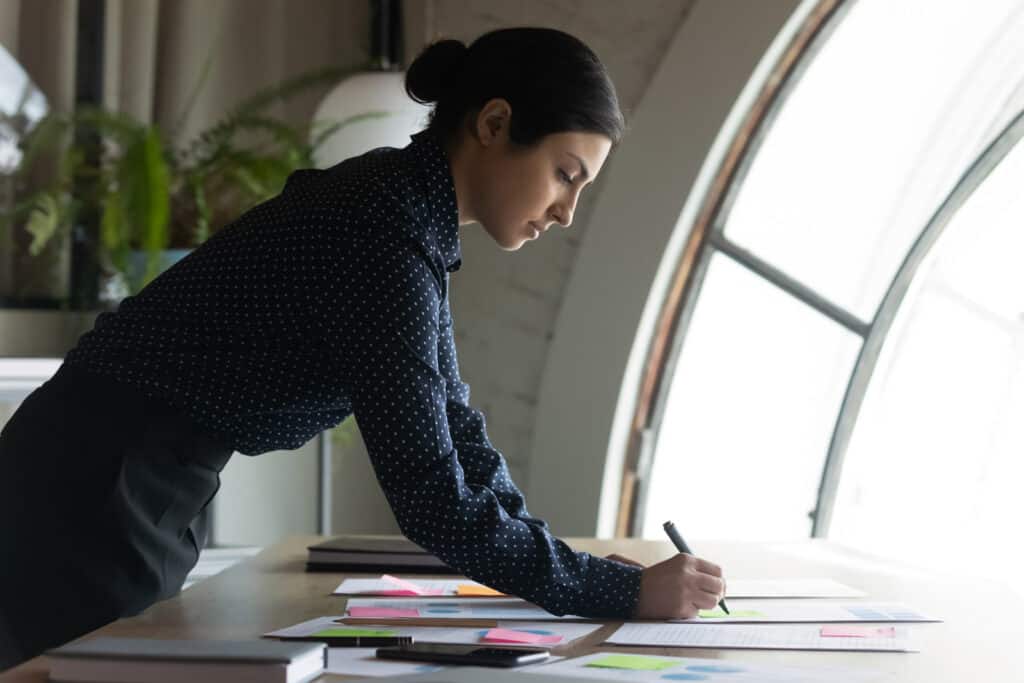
[4,64,381,294]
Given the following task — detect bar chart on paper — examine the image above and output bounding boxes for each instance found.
[343,598,582,620]
[606,623,919,652]
[674,601,938,623]
[526,652,887,682]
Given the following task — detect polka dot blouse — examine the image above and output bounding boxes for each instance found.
[65,130,641,618]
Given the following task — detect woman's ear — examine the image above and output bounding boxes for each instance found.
[474,98,512,147]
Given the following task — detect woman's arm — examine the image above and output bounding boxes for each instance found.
[344,243,640,618]
[435,293,542,524]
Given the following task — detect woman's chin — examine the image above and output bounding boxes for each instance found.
[498,241,525,252]
[481,222,529,251]
[495,233,528,251]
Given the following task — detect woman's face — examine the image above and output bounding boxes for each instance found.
[457,100,613,251]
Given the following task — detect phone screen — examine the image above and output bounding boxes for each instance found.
[376,643,550,668]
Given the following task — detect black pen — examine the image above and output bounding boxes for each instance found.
[662,520,729,615]
[284,635,414,647]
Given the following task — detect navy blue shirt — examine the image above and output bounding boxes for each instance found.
[65,131,642,618]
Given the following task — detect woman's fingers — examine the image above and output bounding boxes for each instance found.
[694,572,725,597]
[693,557,722,577]
[634,553,728,619]
[692,590,721,610]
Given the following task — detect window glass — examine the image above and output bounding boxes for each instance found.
[641,254,861,540]
[829,135,1024,594]
[724,0,1024,320]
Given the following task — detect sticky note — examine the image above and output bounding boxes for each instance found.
[457,584,505,597]
[698,609,764,619]
[586,654,681,671]
[313,628,399,637]
[820,625,896,638]
[348,607,420,618]
[480,628,562,645]
[380,575,444,596]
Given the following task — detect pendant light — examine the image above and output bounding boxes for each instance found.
[311,0,429,168]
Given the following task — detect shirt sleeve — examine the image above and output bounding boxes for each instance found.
[344,241,641,618]
[435,288,539,524]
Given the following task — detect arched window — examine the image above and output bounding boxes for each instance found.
[631,0,1024,591]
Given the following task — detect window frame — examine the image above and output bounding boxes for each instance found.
[622,0,1024,538]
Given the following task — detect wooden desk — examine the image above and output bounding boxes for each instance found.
[2,536,1016,680]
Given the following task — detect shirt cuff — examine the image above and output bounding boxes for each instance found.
[575,554,643,618]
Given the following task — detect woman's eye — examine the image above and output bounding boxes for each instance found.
[558,169,573,185]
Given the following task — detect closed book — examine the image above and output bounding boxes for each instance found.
[47,637,325,683]
[306,535,455,574]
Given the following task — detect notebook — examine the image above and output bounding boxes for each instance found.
[46,637,325,683]
[306,535,455,573]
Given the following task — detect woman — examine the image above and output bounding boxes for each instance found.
[0,27,726,669]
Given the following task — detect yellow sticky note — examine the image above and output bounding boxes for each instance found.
[456,583,505,597]
[698,609,763,619]
[586,654,680,671]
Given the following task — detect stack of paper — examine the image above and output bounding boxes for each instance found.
[333,576,864,599]
[606,622,918,652]
[313,573,938,665]
[525,651,887,681]
[672,601,937,623]
[266,616,602,648]
[342,597,582,621]
[334,577,504,597]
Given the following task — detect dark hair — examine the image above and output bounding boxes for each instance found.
[405,28,624,147]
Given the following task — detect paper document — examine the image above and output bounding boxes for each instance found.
[335,577,863,599]
[343,597,583,620]
[526,651,887,681]
[726,578,865,599]
[335,577,504,597]
[673,600,937,623]
[266,616,601,648]
[607,622,918,652]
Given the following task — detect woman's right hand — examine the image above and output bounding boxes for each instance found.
[633,553,726,619]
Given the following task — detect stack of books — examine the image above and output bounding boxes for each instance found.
[47,637,325,683]
[306,535,455,573]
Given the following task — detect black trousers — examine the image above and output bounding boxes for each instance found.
[0,362,233,670]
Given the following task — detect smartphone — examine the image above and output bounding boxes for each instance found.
[375,643,550,668]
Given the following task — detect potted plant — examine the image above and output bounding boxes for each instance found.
[4,64,378,306]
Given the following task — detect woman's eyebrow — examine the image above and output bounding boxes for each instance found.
[567,152,590,180]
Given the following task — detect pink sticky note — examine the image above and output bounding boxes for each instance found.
[348,606,421,618]
[820,625,896,638]
[380,575,444,596]
[480,628,562,645]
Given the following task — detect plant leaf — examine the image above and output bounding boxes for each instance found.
[119,127,170,288]
[24,193,60,256]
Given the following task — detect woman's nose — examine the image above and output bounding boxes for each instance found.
[551,202,576,228]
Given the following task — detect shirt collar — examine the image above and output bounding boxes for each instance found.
[407,129,462,273]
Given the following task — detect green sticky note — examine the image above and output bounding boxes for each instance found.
[698,609,764,619]
[312,628,398,637]
[586,654,681,671]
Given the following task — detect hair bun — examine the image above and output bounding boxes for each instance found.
[405,39,468,104]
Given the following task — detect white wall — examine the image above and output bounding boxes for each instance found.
[527,0,806,536]
[213,443,320,546]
